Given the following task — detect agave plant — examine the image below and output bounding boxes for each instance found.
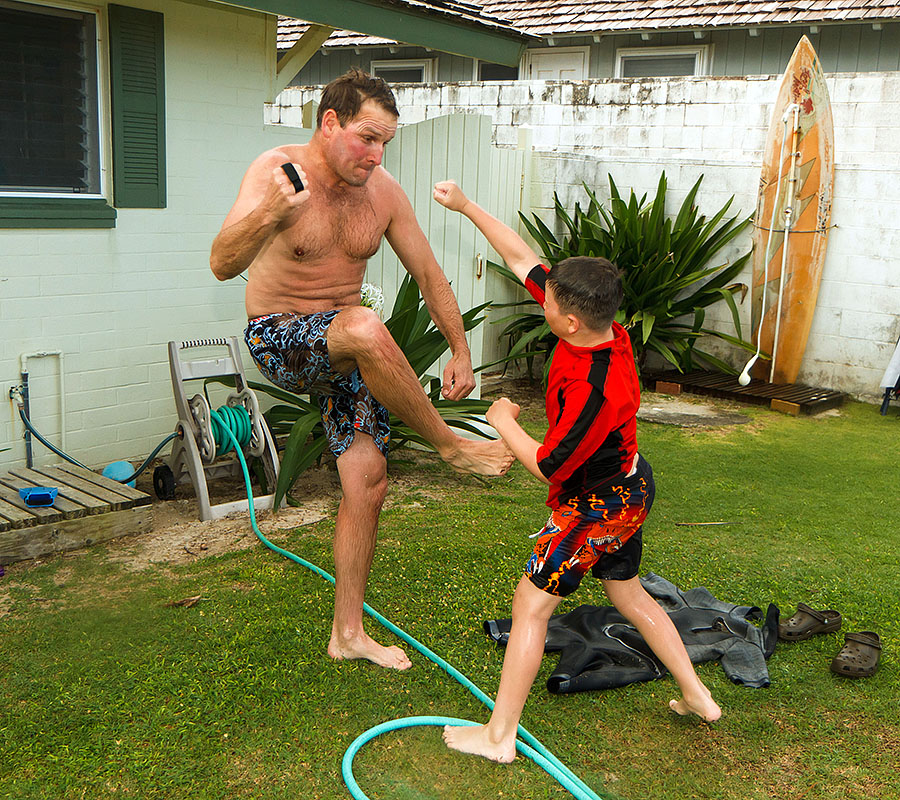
[251,274,494,508]
[484,259,556,381]
[496,172,755,377]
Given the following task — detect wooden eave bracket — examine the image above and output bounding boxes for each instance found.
[274,24,335,97]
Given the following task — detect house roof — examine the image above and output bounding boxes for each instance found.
[484,0,900,36]
[278,0,900,48]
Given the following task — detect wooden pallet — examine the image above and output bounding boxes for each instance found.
[0,463,152,565]
[649,370,845,416]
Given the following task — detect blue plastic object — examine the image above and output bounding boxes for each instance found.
[19,486,58,507]
[102,460,136,488]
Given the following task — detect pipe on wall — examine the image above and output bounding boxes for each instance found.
[19,351,66,468]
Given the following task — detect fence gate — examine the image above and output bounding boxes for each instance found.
[368,113,529,395]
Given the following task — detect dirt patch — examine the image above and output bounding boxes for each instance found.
[107,446,465,573]
[105,497,332,572]
[103,459,352,572]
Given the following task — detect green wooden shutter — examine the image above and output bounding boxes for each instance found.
[108,4,166,208]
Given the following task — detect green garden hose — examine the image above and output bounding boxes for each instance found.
[209,407,604,800]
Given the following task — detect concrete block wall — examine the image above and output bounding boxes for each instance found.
[1,1,308,472]
[274,74,900,399]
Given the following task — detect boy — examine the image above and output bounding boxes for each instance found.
[432,180,722,764]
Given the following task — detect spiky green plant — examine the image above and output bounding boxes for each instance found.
[497,172,755,377]
[253,274,494,508]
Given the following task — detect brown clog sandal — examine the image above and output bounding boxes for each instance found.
[778,602,842,641]
[830,631,881,678]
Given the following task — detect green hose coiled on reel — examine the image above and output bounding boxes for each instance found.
[210,404,252,457]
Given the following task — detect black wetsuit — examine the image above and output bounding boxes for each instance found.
[484,573,779,693]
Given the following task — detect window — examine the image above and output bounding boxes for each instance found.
[0,1,166,228]
[370,58,436,83]
[474,60,518,81]
[0,0,102,195]
[615,45,711,78]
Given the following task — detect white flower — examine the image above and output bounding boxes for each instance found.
[360,282,385,316]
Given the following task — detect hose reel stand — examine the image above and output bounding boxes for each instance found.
[155,337,281,521]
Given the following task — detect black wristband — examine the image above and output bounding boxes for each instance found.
[281,162,304,193]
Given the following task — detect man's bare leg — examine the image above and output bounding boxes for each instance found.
[327,433,412,670]
[602,577,721,722]
[327,307,513,476]
[443,576,561,762]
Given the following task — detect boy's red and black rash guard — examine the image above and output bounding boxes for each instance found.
[524,265,640,512]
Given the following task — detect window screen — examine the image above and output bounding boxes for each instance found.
[371,65,425,83]
[0,0,101,195]
[478,61,518,81]
[620,54,699,78]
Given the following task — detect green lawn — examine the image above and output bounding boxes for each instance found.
[0,393,897,800]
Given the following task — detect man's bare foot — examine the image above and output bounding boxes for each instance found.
[442,724,516,763]
[328,632,412,670]
[442,437,515,477]
[669,690,722,722]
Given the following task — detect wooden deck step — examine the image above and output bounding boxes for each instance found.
[0,464,152,564]
[648,370,845,415]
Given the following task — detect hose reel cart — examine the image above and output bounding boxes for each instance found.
[154,337,280,521]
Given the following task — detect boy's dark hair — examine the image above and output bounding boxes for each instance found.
[317,68,399,128]
[546,256,623,332]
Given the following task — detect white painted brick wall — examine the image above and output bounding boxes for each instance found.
[273,73,900,399]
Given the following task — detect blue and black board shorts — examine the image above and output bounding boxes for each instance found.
[245,311,390,458]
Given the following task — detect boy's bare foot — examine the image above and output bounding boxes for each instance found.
[442,723,516,763]
[328,632,412,670]
[441,437,515,477]
[668,691,722,722]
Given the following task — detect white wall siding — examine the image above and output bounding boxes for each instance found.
[273,73,900,399]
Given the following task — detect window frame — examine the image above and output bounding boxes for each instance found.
[369,57,437,83]
[614,44,712,78]
[472,58,520,82]
[1,0,167,228]
[0,0,108,199]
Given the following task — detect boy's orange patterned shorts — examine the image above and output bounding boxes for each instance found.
[525,456,654,596]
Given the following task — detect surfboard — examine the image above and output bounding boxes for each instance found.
[750,36,834,384]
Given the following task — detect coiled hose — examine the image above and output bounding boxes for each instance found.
[209,408,604,800]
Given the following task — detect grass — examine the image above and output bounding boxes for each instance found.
[0,392,898,800]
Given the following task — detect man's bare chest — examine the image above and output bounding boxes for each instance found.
[281,190,386,262]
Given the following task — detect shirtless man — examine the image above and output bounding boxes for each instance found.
[210,69,513,670]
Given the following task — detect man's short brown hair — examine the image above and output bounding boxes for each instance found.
[317,68,399,128]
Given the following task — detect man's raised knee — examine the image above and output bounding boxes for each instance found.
[329,306,395,364]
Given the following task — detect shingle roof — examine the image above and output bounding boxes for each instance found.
[485,0,900,36]
[278,0,900,48]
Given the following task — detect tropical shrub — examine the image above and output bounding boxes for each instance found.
[484,259,556,382]
[252,274,494,508]
[493,172,755,377]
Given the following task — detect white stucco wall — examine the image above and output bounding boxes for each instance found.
[275,75,900,399]
[0,0,308,471]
